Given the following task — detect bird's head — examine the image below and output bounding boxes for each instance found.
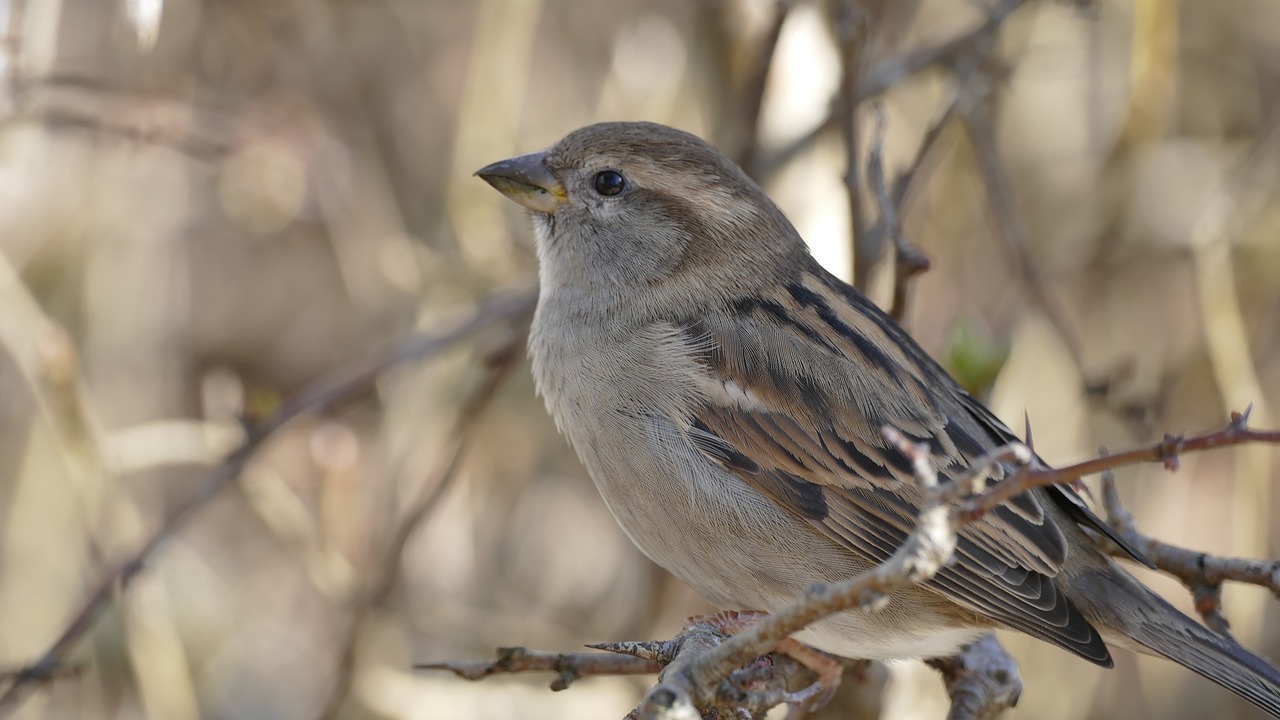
[477,122,805,314]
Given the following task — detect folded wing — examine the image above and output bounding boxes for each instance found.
[677,264,1115,665]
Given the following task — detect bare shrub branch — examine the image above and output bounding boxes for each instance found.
[0,290,538,718]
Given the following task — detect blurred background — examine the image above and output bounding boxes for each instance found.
[1,0,1279,718]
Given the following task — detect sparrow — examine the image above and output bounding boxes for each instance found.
[476,121,1280,715]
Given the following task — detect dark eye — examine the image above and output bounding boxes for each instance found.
[593,170,626,196]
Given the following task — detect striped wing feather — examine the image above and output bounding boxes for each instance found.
[681,262,1115,665]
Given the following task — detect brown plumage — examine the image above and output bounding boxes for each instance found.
[477,121,1280,715]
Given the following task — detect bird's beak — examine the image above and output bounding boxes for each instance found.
[475,150,567,214]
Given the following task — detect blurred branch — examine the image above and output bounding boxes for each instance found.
[834,0,872,289]
[756,0,1028,185]
[2,0,25,111]
[858,0,1029,99]
[428,412,1280,719]
[754,110,837,182]
[239,463,356,601]
[0,289,538,718]
[737,0,794,176]
[945,0,1170,409]
[865,105,930,323]
[837,0,1032,290]
[102,420,243,475]
[959,85,1089,375]
[5,73,241,161]
[0,252,109,554]
[886,97,960,212]
[2,214,205,720]
[316,327,527,720]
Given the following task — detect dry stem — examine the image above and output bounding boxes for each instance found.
[0,290,538,718]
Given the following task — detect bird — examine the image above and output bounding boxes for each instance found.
[476,121,1280,716]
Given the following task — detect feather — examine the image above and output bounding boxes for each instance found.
[678,258,1117,665]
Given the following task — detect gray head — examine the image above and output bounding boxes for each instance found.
[477,122,806,315]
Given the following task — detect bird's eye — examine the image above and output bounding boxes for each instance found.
[593,170,626,196]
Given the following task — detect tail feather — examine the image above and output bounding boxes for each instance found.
[1076,567,1280,717]
[1129,608,1280,717]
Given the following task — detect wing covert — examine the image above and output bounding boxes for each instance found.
[677,271,1113,665]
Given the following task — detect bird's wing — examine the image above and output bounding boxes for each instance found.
[677,263,1114,665]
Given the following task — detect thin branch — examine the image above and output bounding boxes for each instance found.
[959,90,1089,374]
[1099,469,1280,636]
[948,442,1036,499]
[315,332,528,720]
[755,0,1025,184]
[835,0,872,289]
[961,409,1280,518]
[865,105,932,322]
[639,415,1279,718]
[859,0,1031,99]
[419,647,661,692]
[421,621,833,717]
[0,290,538,718]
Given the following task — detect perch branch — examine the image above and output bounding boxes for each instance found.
[926,634,1023,720]
[1098,468,1280,636]
[421,647,661,692]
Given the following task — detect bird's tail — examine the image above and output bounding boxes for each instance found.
[1075,566,1280,717]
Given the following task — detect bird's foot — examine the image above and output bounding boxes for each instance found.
[684,611,842,717]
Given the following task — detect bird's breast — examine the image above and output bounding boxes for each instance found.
[529,298,853,603]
